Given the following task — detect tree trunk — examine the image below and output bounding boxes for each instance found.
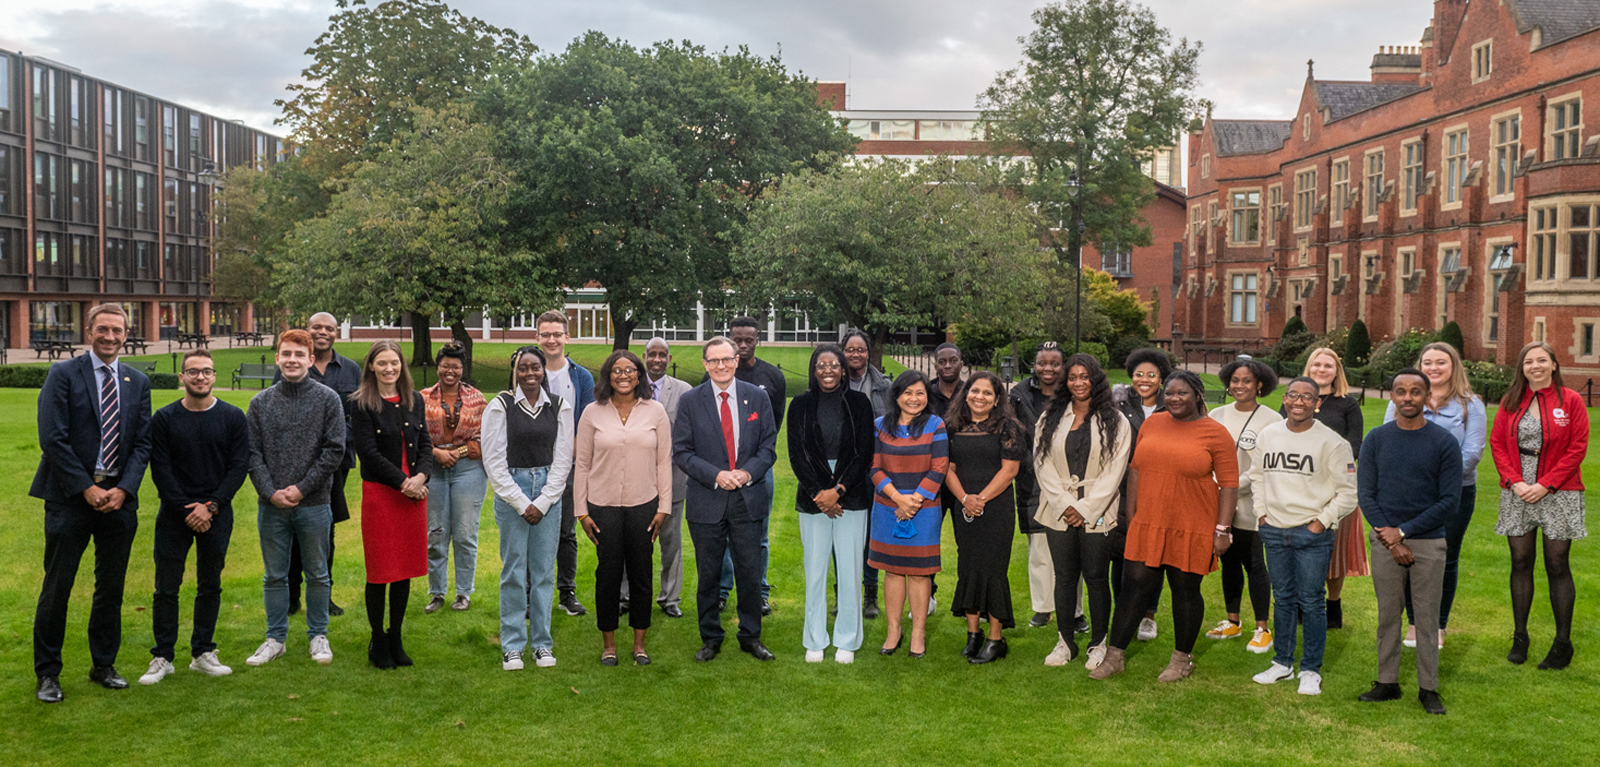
[610,306,637,351]
[869,324,891,374]
[409,311,433,368]
[449,319,475,384]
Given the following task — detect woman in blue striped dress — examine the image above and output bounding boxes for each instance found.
[868,370,949,659]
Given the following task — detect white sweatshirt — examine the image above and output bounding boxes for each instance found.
[1247,419,1359,531]
[1209,403,1283,530]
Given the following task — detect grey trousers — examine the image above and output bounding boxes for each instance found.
[1371,533,1446,690]
[621,497,686,609]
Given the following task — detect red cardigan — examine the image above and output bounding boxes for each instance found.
[1489,386,1588,492]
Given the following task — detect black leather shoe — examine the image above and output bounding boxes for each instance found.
[961,632,983,658]
[741,641,775,661]
[368,630,396,670]
[1074,615,1090,634]
[287,594,302,616]
[1357,681,1403,702]
[1326,599,1343,629]
[36,676,63,704]
[661,604,684,619]
[1508,631,1531,665]
[863,596,880,619]
[328,600,345,617]
[618,601,630,615]
[89,665,128,690]
[1028,612,1051,628]
[761,599,772,617]
[880,635,903,656]
[1539,638,1574,670]
[694,642,721,662]
[1418,688,1446,715]
[388,628,413,667]
[717,598,728,614]
[970,638,1009,665]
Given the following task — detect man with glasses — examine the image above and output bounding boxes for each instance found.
[675,337,779,661]
[138,349,251,685]
[536,310,595,616]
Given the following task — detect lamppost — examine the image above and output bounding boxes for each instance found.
[1068,152,1086,354]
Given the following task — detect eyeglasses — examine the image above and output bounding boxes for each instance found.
[612,367,639,378]
[537,332,566,340]
[704,357,737,367]
[815,362,842,372]
[1132,371,1162,380]
[1283,392,1318,403]
[182,369,216,378]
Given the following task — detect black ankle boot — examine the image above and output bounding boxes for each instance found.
[961,632,982,658]
[1508,631,1531,665]
[388,628,413,667]
[863,589,880,619]
[1326,599,1343,629]
[1538,638,1573,670]
[368,630,395,669]
[970,638,1008,665]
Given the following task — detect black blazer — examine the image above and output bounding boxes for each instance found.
[786,388,876,514]
[350,392,433,490]
[672,379,778,524]
[30,354,152,504]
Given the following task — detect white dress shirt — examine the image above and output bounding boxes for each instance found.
[481,385,574,513]
[90,355,120,474]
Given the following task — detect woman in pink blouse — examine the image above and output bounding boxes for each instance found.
[575,350,674,666]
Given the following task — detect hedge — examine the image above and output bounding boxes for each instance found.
[0,365,50,388]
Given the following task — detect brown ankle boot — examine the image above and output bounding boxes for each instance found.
[1157,650,1195,682]
[1087,646,1125,680]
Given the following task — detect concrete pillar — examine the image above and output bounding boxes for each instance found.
[198,298,211,336]
[144,300,160,342]
[10,300,27,349]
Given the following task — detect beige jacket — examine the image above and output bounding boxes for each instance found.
[1033,408,1133,533]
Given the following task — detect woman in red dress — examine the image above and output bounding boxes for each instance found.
[350,340,432,669]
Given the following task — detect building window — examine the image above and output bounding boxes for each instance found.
[1229,273,1259,324]
[162,105,176,166]
[1400,248,1416,277]
[134,97,150,161]
[0,53,10,132]
[1550,99,1582,161]
[1101,244,1132,277]
[30,301,80,343]
[1493,115,1520,198]
[1331,159,1349,225]
[1189,204,1204,257]
[1364,151,1385,219]
[1572,204,1597,280]
[34,153,58,220]
[845,119,914,141]
[1487,271,1505,343]
[1472,40,1493,82]
[1294,168,1316,230]
[1444,129,1468,205]
[1302,113,1311,141]
[0,146,9,215]
[1201,154,1211,179]
[1402,140,1423,212]
[1330,254,1343,280]
[1441,246,1462,274]
[1582,322,1596,359]
[1231,190,1260,243]
[1533,317,1547,343]
[916,120,975,140]
[33,65,58,141]
[1533,206,1557,280]
[1267,185,1282,244]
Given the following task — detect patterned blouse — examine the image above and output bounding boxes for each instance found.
[421,382,488,448]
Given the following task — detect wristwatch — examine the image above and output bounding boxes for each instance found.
[205,500,219,516]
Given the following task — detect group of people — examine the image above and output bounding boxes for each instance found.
[29,304,1588,715]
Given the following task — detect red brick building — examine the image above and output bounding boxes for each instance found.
[1180,0,1600,376]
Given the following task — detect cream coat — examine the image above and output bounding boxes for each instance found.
[1032,408,1133,534]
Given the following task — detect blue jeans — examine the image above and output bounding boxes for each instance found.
[259,503,332,642]
[1406,483,1475,629]
[1259,522,1335,673]
[720,467,774,600]
[427,458,488,598]
[495,466,561,653]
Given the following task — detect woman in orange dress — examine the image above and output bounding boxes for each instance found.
[1090,370,1238,683]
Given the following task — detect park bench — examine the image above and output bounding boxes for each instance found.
[232,363,278,389]
[231,331,266,347]
[121,338,151,355]
[31,340,79,360]
[177,333,210,349]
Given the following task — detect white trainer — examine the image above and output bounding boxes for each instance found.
[138,657,175,685]
[1043,637,1076,667]
[1085,641,1107,671]
[1297,670,1322,695]
[1253,661,1295,685]
[927,597,937,617]
[805,650,825,663]
[309,635,332,665]
[835,650,855,665]
[245,638,286,667]
[502,651,524,671]
[533,648,557,668]
[189,651,232,677]
[1137,617,1159,641]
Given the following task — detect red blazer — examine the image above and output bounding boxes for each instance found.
[1490,386,1588,492]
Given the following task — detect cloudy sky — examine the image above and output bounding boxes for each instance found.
[3,0,1433,137]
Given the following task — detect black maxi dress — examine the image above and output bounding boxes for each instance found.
[949,421,1027,628]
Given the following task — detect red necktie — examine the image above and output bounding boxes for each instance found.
[719,391,737,471]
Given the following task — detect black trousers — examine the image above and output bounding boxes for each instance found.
[1219,527,1271,623]
[558,482,578,597]
[1045,525,1111,647]
[689,492,765,646]
[289,469,345,596]
[151,503,233,661]
[1109,561,1205,654]
[591,500,658,633]
[34,484,139,678]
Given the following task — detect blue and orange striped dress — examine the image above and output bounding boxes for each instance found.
[868,415,949,575]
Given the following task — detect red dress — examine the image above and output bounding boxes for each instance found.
[1123,413,1240,575]
[362,395,428,584]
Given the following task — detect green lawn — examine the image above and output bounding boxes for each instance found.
[1,381,1597,765]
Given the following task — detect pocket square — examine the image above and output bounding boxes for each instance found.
[746,412,758,422]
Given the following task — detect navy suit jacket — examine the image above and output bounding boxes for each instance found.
[672,379,777,524]
[30,354,153,505]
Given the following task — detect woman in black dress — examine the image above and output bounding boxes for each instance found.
[943,371,1027,664]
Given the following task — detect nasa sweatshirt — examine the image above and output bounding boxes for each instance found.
[1247,419,1359,531]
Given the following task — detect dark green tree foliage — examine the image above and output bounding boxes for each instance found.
[490,34,858,348]
[1281,314,1308,338]
[1440,321,1465,358]
[1346,319,1372,366]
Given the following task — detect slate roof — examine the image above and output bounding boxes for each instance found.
[1312,81,1423,122]
[1370,52,1422,70]
[1211,120,1291,157]
[1509,0,1600,48]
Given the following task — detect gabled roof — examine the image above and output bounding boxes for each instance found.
[1211,120,1291,157]
[1509,0,1600,49]
[1312,81,1423,122]
[1370,52,1422,70]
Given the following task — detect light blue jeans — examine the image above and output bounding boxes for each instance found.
[259,503,332,642]
[496,466,561,653]
[800,504,869,653]
[427,458,488,598]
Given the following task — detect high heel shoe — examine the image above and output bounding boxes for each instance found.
[368,630,395,670]
[909,633,928,659]
[961,632,982,658]
[880,634,903,656]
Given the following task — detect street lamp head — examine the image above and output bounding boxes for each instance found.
[198,160,220,187]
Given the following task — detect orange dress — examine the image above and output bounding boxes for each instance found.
[1124,412,1240,575]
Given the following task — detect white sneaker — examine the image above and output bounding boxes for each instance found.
[138,657,175,685]
[309,635,332,665]
[533,648,557,668]
[1085,641,1107,671]
[1297,670,1323,695]
[1253,661,1295,685]
[1403,625,1418,649]
[189,651,232,677]
[805,650,825,663]
[502,651,524,671]
[835,650,855,665]
[1043,637,1076,667]
[1137,617,1159,641]
[245,638,286,667]
[927,597,937,617]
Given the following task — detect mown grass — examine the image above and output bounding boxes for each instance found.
[0,378,1596,766]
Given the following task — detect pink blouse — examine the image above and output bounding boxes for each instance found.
[572,398,673,517]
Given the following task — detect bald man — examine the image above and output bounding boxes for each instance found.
[620,338,694,617]
[275,312,362,617]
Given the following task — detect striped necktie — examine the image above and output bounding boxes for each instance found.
[98,366,120,475]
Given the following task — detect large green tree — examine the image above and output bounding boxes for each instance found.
[981,0,1200,268]
[488,33,857,348]
[733,157,1050,369]
[275,105,554,371]
[211,156,331,331]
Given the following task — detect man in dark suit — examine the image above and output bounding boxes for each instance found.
[673,336,778,662]
[31,303,153,703]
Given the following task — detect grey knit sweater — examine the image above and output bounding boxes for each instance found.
[247,377,347,506]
